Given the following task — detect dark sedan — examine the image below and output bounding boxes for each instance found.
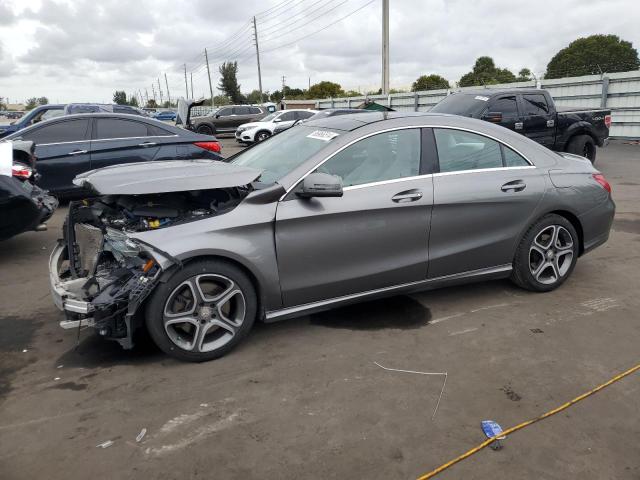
[4,113,222,196]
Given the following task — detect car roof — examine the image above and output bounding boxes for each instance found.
[304,111,449,131]
[451,88,545,97]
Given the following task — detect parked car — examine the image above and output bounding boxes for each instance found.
[273,108,370,135]
[0,105,65,138]
[4,113,222,196]
[190,105,268,135]
[154,110,177,121]
[430,88,611,162]
[1,140,57,241]
[6,112,24,119]
[49,112,614,361]
[236,109,318,143]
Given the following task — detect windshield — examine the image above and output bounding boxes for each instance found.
[231,126,340,184]
[259,112,278,122]
[430,94,489,116]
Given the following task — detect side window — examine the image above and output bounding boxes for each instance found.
[233,106,250,115]
[502,145,530,167]
[296,111,315,120]
[317,129,421,187]
[522,94,549,116]
[22,119,90,143]
[41,109,64,121]
[279,111,296,122]
[434,129,502,172]
[250,107,263,114]
[148,124,174,136]
[217,108,232,117]
[95,118,149,139]
[489,96,519,118]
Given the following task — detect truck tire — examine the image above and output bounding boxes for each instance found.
[567,134,596,163]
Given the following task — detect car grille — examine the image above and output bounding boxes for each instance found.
[74,223,103,275]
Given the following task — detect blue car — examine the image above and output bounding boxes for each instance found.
[0,104,65,138]
[154,110,177,121]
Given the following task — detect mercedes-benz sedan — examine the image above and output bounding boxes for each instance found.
[49,112,614,361]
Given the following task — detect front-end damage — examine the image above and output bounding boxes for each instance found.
[49,160,261,348]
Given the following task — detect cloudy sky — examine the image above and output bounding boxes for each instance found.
[1,0,639,104]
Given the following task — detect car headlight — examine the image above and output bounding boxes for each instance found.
[236,127,247,133]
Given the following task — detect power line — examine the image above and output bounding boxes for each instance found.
[261,0,376,53]
[258,0,337,36]
[255,0,301,20]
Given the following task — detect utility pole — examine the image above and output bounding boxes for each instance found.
[183,64,189,98]
[151,84,157,103]
[204,48,215,108]
[145,88,149,106]
[157,78,164,105]
[190,72,194,99]
[252,16,263,102]
[381,0,390,94]
[164,73,172,106]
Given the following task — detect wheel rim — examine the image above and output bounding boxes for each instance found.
[163,274,246,353]
[529,225,574,285]
[257,132,269,141]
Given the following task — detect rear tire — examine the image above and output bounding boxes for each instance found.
[511,214,579,292]
[197,124,215,136]
[145,259,257,362]
[567,134,596,163]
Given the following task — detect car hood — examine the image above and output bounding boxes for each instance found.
[73,159,262,195]
[238,122,265,130]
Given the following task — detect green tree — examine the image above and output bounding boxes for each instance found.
[113,90,128,105]
[459,56,517,87]
[25,97,38,110]
[307,81,343,99]
[128,94,139,107]
[218,62,244,104]
[145,99,158,108]
[517,68,533,81]
[545,34,640,79]
[411,74,450,91]
[246,89,270,104]
[37,96,49,106]
[342,90,362,97]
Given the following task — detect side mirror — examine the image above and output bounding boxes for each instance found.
[273,117,282,123]
[297,172,343,198]
[215,114,221,118]
[483,111,503,123]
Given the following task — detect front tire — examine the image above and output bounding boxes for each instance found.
[255,130,271,142]
[145,259,257,362]
[511,214,579,292]
[197,124,215,136]
[567,134,596,163]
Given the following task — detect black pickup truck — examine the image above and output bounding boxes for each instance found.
[431,88,610,162]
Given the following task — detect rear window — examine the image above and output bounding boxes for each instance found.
[430,94,490,116]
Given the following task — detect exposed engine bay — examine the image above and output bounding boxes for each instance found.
[51,185,251,348]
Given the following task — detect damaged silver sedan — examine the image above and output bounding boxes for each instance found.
[50,112,615,361]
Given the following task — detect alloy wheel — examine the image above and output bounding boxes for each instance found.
[528,225,574,285]
[256,132,270,142]
[163,274,246,352]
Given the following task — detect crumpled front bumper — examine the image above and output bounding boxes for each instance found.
[49,242,96,329]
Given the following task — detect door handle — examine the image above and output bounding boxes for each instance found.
[68,149,87,155]
[514,122,523,130]
[501,180,526,192]
[392,190,423,203]
[138,142,157,147]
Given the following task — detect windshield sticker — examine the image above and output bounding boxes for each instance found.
[307,130,340,141]
[474,95,490,101]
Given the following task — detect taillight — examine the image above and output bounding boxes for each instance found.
[604,114,612,129]
[12,163,33,179]
[592,173,611,193]
[194,141,221,153]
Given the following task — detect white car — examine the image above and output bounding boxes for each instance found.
[235,109,317,143]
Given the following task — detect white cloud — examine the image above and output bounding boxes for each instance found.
[0,0,639,102]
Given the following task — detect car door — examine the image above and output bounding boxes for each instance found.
[274,111,297,130]
[90,117,161,170]
[213,107,234,131]
[520,93,555,148]
[275,128,433,307]
[20,118,92,194]
[483,95,521,132]
[428,127,546,278]
[230,106,254,128]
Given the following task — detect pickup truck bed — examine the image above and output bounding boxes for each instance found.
[431,88,610,163]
